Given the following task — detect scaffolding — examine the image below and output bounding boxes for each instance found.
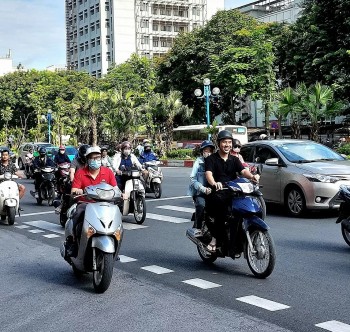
[135,0,207,58]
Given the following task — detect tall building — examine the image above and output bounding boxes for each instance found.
[0,49,16,76]
[65,0,224,77]
[234,0,302,24]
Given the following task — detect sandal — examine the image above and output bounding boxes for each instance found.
[206,242,216,253]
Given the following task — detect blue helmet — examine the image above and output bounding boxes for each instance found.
[200,140,215,152]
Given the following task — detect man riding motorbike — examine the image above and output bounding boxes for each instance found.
[205,130,259,253]
[113,141,143,191]
[30,147,55,199]
[66,146,118,257]
[0,148,25,208]
[139,142,158,183]
[54,145,71,164]
[69,144,89,182]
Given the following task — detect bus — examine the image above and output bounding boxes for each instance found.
[172,124,248,148]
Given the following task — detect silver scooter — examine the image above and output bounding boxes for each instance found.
[61,182,124,293]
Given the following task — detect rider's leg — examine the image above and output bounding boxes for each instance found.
[194,196,205,229]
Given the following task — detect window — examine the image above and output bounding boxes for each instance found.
[97,70,101,78]
[79,12,83,21]
[91,38,95,47]
[153,40,159,47]
[106,35,110,44]
[79,43,84,51]
[96,36,101,45]
[152,6,158,15]
[80,59,84,67]
[85,57,89,65]
[92,71,96,76]
[84,9,88,18]
[106,52,111,61]
[84,25,88,34]
[97,53,101,62]
[141,19,149,28]
[95,4,99,12]
[140,3,148,11]
[192,7,200,16]
[240,146,255,162]
[79,27,83,36]
[153,23,158,31]
[161,25,171,32]
[96,20,100,29]
[90,22,95,31]
[105,1,109,11]
[105,19,110,28]
[90,6,94,15]
[141,36,149,44]
[91,55,96,63]
[84,41,89,50]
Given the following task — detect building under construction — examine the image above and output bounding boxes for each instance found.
[65,0,224,76]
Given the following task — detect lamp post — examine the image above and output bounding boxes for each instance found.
[194,78,220,140]
[47,109,52,144]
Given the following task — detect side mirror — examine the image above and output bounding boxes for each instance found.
[265,158,280,166]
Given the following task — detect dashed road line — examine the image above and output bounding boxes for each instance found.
[15,225,30,229]
[147,213,189,224]
[43,234,60,239]
[20,211,55,217]
[141,265,174,274]
[147,195,190,202]
[122,222,148,230]
[315,321,350,332]
[182,278,222,289]
[28,229,45,234]
[156,205,194,213]
[24,220,65,234]
[236,295,290,311]
[119,255,137,263]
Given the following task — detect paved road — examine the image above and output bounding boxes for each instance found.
[0,168,349,332]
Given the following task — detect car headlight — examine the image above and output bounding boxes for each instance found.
[303,173,338,183]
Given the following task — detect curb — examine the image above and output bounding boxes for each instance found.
[162,160,194,167]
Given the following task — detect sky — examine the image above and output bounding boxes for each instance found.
[0,0,252,70]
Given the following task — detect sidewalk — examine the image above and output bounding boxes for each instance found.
[161,159,194,167]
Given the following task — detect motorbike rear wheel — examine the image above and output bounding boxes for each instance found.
[153,183,162,199]
[341,224,350,246]
[134,195,146,224]
[93,249,114,293]
[246,230,275,279]
[7,206,15,225]
[197,242,217,264]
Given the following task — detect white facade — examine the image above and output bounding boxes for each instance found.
[0,57,14,76]
[65,0,225,77]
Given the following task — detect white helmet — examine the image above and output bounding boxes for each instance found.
[259,134,267,140]
[85,146,101,157]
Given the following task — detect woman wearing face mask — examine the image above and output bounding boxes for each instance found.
[230,139,249,169]
[113,141,142,191]
[188,140,215,234]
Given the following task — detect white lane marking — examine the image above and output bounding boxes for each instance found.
[122,222,148,230]
[43,234,60,239]
[147,195,190,202]
[182,278,221,289]
[119,255,137,263]
[141,265,174,274]
[24,220,65,234]
[315,321,350,332]
[15,225,30,229]
[157,205,194,213]
[20,211,55,217]
[147,213,189,224]
[28,229,45,234]
[236,295,290,311]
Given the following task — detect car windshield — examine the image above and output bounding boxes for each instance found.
[66,147,77,155]
[275,142,345,163]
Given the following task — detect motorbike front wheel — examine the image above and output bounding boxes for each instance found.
[7,206,15,225]
[93,249,114,293]
[246,230,276,279]
[134,195,146,224]
[153,183,162,199]
[341,224,350,246]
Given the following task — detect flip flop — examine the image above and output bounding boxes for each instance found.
[206,243,216,253]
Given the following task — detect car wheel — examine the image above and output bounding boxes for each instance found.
[286,186,306,217]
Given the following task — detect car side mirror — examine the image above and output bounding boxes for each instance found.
[265,158,280,166]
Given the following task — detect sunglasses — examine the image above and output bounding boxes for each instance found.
[233,145,241,149]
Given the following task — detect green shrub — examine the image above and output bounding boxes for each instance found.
[336,143,350,155]
[165,148,194,160]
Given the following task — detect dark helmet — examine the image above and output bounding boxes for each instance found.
[38,147,46,156]
[217,130,233,143]
[101,146,108,152]
[78,144,90,161]
[200,140,215,152]
[232,139,242,148]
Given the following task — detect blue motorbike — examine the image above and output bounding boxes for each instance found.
[186,178,276,279]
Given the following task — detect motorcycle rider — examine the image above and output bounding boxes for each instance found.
[0,148,26,202]
[70,144,89,182]
[205,130,259,253]
[30,147,55,199]
[188,140,215,235]
[54,145,71,164]
[25,147,34,175]
[101,146,115,172]
[67,146,117,257]
[113,141,143,191]
[230,139,249,168]
[139,142,158,183]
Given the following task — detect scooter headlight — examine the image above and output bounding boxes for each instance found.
[4,172,11,180]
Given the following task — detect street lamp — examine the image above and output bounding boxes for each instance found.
[194,78,220,139]
[47,109,52,144]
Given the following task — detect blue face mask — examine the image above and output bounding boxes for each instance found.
[88,159,102,170]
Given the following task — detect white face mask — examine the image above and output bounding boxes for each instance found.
[202,152,212,158]
[233,148,240,153]
[123,149,131,156]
